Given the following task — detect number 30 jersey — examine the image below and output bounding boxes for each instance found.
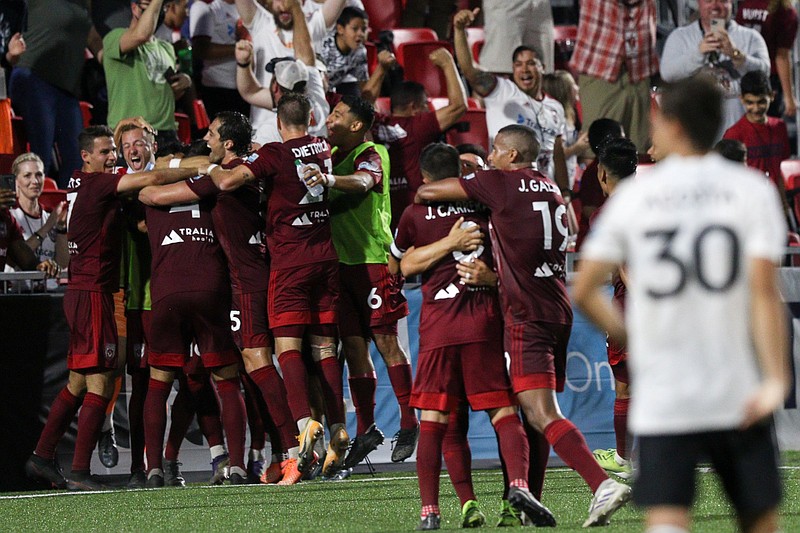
[582,153,787,435]
[459,168,572,325]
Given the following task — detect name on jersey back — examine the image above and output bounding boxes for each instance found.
[291,141,328,158]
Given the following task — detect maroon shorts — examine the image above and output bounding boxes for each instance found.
[148,291,239,370]
[232,290,271,350]
[338,263,408,338]
[63,289,119,372]
[183,343,212,376]
[611,359,629,385]
[411,340,515,412]
[268,260,338,330]
[125,309,152,374]
[607,341,627,367]
[505,320,571,393]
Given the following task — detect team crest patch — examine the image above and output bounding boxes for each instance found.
[245,153,259,163]
[104,343,117,362]
[357,161,379,173]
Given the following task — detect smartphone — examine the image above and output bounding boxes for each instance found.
[0,174,15,191]
[164,66,176,82]
[710,18,725,32]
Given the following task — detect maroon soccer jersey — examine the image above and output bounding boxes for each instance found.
[737,0,799,74]
[723,115,790,188]
[372,111,442,226]
[243,135,338,270]
[393,201,502,350]
[145,196,229,303]
[187,159,268,293]
[0,208,24,271]
[459,168,572,325]
[65,170,124,292]
[575,160,604,251]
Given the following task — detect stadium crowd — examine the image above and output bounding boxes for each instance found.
[0,0,797,531]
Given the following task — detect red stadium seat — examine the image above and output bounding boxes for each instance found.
[396,41,455,98]
[39,190,67,212]
[79,101,93,127]
[43,177,58,190]
[391,28,438,48]
[374,97,392,116]
[465,27,484,63]
[553,25,578,42]
[193,99,211,130]
[362,0,402,37]
[782,159,800,232]
[175,113,191,144]
[365,41,378,74]
[445,109,489,152]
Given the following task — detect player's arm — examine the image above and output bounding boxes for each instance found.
[118,0,164,54]
[456,257,497,287]
[117,167,200,195]
[430,48,467,131]
[320,0,347,28]
[235,40,274,109]
[416,178,470,204]
[234,0,258,27]
[205,164,256,192]
[742,257,790,428]
[360,50,397,103]
[139,181,202,206]
[399,217,482,276]
[155,155,211,169]
[7,238,40,271]
[572,258,627,347]
[304,167,375,194]
[553,135,570,198]
[289,0,314,66]
[452,8,496,97]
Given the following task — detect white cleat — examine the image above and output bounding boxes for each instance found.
[582,478,632,527]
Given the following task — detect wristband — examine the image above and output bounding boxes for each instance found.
[206,164,219,175]
[236,62,251,68]
[169,158,182,168]
[324,173,336,187]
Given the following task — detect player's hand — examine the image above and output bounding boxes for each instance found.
[453,8,479,31]
[446,216,483,252]
[302,166,333,188]
[36,259,59,278]
[428,48,454,69]
[0,189,15,209]
[235,39,254,66]
[457,257,497,287]
[741,378,787,429]
[377,50,397,69]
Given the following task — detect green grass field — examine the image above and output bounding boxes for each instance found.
[2,456,800,532]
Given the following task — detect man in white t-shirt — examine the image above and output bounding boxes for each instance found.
[234,0,345,143]
[452,8,568,196]
[190,0,251,118]
[574,75,788,533]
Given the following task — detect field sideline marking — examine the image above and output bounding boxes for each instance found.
[3,465,799,501]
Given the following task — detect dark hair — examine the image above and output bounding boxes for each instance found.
[740,70,772,97]
[456,143,488,160]
[390,81,427,113]
[714,139,747,163]
[79,125,114,153]
[496,124,540,163]
[337,6,367,27]
[597,138,638,180]
[588,118,624,153]
[341,94,375,130]
[184,140,211,157]
[419,143,461,181]
[215,111,253,156]
[155,140,189,159]
[512,45,539,63]
[660,75,723,152]
[277,92,312,128]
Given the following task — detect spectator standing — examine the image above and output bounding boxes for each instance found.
[542,70,590,189]
[479,0,554,74]
[660,0,770,133]
[736,0,798,118]
[189,0,250,118]
[0,0,26,93]
[569,0,658,153]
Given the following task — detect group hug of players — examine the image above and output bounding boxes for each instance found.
[25,90,632,529]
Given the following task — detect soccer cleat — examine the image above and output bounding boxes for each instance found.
[229,467,248,485]
[146,469,165,488]
[592,448,633,480]
[391,424,420,463]
[260,461,282,484]
[209,453,230,485]
[127,470,147,489]
[322,423,350,477]
[25,454,67,489]
[97,428,119,468]
[67,471,107,491]
[343,423,384,469]
[496,500,522,527]
[416,513,441,531]
[461,500,486,528]
[247,456,266,484]
[163,459,186,487]
[582,478,632,527]
[508,486,556,527]
[297,419,324,474]
[277,458,302,486]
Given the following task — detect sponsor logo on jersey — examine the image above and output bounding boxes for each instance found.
[374,123,409,143]
[299,191,323,205]
[245,153,259,163]
[291,214,313,226]
[248,232,263,245]
[463,172,476,180]
[434,283,460,300]
[534,262,554,278]
[161,230,185,245]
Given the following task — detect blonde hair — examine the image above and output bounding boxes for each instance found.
[769,0,793,14]
[11,152,45,177]
[542,70,578,124]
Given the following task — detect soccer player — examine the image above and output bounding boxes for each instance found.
[416,124,631,527]
[574,75,789,533]
[204,93,348,478]
[24,125,199,491]
[306,95,420,469]
[139,110,302,485]
[393,142,555,529]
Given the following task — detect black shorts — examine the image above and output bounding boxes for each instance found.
[635,421,782,517]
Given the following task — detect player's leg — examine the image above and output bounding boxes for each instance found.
[374,331,419,462]
[125,309,151,488]
[97,375,121,469]
[442,403,476,509]
[209,363,247,484]
[416,409,449,531]
[143,365,176,487]
[594,358,633,479]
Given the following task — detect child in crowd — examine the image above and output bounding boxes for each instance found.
[542,70,589,189]
[319,7,370,96]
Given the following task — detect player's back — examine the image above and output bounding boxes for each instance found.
[590,153,787,434]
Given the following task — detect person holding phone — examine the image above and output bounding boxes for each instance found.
[660,0,770,133]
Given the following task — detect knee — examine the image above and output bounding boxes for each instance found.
[311,340,337,361]
[374,334,408,364]
[212,364,239,381]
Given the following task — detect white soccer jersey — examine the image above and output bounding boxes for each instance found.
[483,77,566,181]
[582,153,786,435]
[189,0,240,90]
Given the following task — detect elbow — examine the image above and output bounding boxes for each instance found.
[217,176,238,192]
[137,188,159,206]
